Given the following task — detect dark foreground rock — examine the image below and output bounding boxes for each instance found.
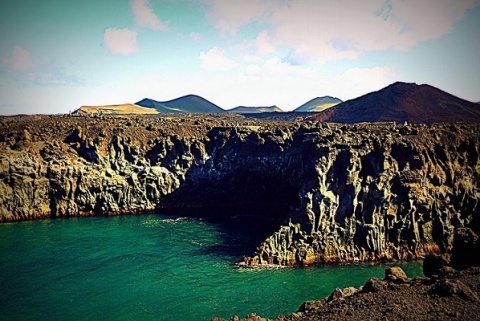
[214,228,480,321]
[0,114,479,267]
[214,266,480,321]
[300,266,480,320]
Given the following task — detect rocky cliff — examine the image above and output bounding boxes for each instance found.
[1,115,479,265]
[214,227,480,321]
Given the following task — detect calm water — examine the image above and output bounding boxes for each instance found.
[0,214,423,321]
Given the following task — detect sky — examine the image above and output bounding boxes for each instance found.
[1,0,479,115]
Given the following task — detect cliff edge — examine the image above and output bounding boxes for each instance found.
[0,114,479,267]
[213,227,480,321]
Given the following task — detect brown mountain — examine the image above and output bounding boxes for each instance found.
[228,105,283,114]
[310,82,480,123]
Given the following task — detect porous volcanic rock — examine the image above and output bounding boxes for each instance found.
[0,114,479,268]
[216,266,480,321]
[214,231,480,321]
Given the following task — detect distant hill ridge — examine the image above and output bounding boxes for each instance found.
[310,82,480,123]
[228,105,283,114]
[74,104,158,115]
[136,94,225,114]
[73,82,479,121]
[294,96,342,112]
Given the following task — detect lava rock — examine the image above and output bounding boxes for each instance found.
[362,277,387,293]
[429,279,480,302]
[450,227,480,270]
[385,266,409,283]
[423,254,451,277]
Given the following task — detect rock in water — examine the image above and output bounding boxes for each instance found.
[385,266,409,283]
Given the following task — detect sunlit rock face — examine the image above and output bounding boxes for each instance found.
[1,115,479,265]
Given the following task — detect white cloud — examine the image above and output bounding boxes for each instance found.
[245,64,262,76]
[204,0,477,62]
[233,56,323,109]
[262,56,316,77]
[242,55,262,63]
[189,32,202,42]
[103,28,139,55]
[204,0,269,34]
[233,58,398,109]
[284,0,477,61]
[1,45,83,87]
[130,0,168,30]
[2,46,37,72]
[255,30,276,55]
[124,54,399,111]
[376,0,477,50]
[199,47,237,71]
[333,66,398,100]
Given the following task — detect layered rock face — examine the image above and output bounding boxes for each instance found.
[215,229,480,321]
[1,115,479,265]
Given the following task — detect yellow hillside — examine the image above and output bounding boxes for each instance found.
[76,104,159,115]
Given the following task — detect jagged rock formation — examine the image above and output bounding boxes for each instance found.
[214,228,480,321]
[0,114,479,267]
[242,122,480,265]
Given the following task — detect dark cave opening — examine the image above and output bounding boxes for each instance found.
[196,215,286,259]
[159,170,302,257]
[161,169,301,218]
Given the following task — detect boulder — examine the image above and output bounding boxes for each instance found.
[429,279,480,302]
[327,286,359,302]
[362,277,387,293]
[450,227,480,270]
[327,288,344,302]
[423,254,451,277]
[438,266,457,278]
[298,300,324,312]
[385,266,409,283]
[342,286,358,297]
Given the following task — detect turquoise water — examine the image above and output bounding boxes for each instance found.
[0,214,423,321]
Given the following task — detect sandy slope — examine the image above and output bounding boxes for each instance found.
[76,104,158,115]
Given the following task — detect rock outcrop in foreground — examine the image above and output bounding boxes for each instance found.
[0,115,479,267]
[213,227,480,321]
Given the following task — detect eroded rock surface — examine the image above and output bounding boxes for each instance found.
[214,228,480,321]
[0,114,479,266]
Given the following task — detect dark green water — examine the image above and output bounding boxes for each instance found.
[0,214,423,321]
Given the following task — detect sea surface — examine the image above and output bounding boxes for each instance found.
[0,214,423,321]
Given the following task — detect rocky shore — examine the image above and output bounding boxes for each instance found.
[0,114,479,268]
[213,227,480,321]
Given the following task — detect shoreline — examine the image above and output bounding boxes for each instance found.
[1,114,479,267]
[214,227,480,321]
